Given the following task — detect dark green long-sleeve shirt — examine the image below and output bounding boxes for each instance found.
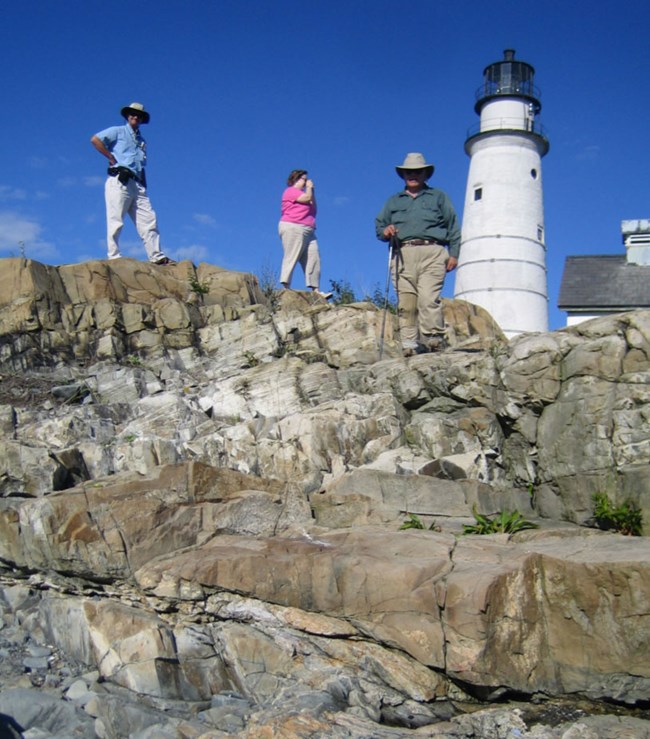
[375,185,461,258]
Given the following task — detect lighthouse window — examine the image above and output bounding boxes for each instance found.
[530,168,538,179]
[537,226,544,241]
[474,187,483,201]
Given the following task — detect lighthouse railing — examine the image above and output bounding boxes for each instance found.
[465,119,549,139]
[475,81,541,101]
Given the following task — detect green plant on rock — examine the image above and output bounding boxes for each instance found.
[242,350,259,367]
[124,354,143,367]
[302,351,327,365]
[488,340,508,360]
[399,513,439,531]
[400,513,425,530]
[188,267,211,296]
[462,506,538,535]
[591,493,642,536]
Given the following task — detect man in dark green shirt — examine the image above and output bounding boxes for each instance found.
[375,152,461,357]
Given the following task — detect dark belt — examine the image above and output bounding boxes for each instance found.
[401,238,445,247]
[107,166,144,185]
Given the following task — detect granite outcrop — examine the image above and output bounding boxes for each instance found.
[0,257,649,738]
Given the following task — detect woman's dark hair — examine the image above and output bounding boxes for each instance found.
[287,169,307,186]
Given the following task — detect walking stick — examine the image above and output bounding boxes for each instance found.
[378,235,397,360]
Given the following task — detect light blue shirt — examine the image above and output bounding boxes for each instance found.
[95,124,147,176]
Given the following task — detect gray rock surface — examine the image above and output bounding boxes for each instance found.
[0,256,649,738]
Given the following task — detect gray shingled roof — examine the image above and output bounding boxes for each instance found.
[558,254,650,311]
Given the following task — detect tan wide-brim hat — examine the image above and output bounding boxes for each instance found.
[121,102,150,124]
[395,152,434,179]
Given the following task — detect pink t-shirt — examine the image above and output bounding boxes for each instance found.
[280,186,316,227]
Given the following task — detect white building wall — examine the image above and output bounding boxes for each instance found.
[480,98,533,132]
[566,314,599,326]
[455,112,548,336]
[461,136,545,240]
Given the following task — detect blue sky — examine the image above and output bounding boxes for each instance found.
[2,0,649,330]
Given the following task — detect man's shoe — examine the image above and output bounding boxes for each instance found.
[151,255,177,266]
[314,290,333,300]
[403,347,417,358]
[423,335,448,353]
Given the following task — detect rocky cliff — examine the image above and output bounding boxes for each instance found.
[0,257,649,738]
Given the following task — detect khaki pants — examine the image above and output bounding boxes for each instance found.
[278,221,321,289]
[392,244,448,349]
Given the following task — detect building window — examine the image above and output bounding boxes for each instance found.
[474,187,483,201]
[530,168,538,179]
[537,226,544,242]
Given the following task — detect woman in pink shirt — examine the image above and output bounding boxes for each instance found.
[278,170,331,299]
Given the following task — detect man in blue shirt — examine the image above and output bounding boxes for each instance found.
[375,153,461,357]
[91,102,174,265]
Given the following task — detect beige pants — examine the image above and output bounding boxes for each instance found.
[278,221,321,289]
[392,244,448,349]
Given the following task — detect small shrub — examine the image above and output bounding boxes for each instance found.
[362,283,398,315]
[591,493,642,536]
[462,507,538,535]
[329,279,357,305]
[256,261,281,311]
[188,268,211,295]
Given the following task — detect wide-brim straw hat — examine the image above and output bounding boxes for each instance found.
[120,102,150,124]
[395,152,434,179]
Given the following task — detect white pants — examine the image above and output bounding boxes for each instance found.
[278,221,321,289]
[105,176,164,261]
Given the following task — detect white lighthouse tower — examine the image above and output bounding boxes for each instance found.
[454,49,550,337]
